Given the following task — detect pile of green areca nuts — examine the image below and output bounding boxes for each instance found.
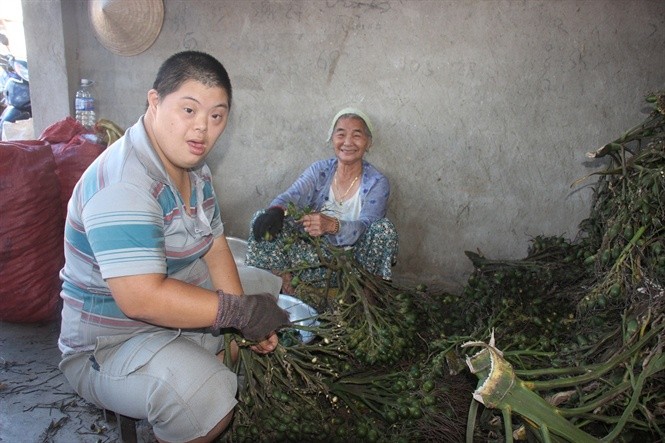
[223,91,664,443]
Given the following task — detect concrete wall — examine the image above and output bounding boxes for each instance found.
[22,0,665,290]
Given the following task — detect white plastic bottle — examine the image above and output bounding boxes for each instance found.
[75,79,96,129]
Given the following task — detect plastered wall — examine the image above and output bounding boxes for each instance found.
[23,0,665,290]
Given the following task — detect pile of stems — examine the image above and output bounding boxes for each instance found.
[455,91,665,441]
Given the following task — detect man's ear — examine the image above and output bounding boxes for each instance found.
[146,89,160,110]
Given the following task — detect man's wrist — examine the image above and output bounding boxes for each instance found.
[212,290,244,330]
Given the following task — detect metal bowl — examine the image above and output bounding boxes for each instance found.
[277,294,319,343]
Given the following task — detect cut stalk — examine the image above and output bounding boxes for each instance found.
[463,339,599,443]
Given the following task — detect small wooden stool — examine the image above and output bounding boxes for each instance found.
[104,410,138,443]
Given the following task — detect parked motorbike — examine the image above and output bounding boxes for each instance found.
[0,33,31,135]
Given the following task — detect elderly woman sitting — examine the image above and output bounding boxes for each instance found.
[246,107,398,293]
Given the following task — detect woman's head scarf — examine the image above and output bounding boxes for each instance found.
[327,107,374,142]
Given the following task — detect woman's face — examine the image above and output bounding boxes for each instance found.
[146,79,230,176]
[331,116,371,166]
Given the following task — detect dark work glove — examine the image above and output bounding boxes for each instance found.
[252,206,285,241]
[212,291,290,341]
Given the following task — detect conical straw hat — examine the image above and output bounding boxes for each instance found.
[89,0,164,56]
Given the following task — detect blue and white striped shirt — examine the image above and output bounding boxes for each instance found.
[58,117,224,354]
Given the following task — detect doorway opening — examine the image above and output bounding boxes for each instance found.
[0,0,31,140]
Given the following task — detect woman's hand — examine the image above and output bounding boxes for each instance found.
[250,332,279,354]
[299,213,338,237]
[253,207,286,241]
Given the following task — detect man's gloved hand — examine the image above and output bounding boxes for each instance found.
[212,291,290,342]
[252,206,285,241]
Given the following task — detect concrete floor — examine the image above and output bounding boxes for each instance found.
[0,320,155,443]
[0,239,276,443]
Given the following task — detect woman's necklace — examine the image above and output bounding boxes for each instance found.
[334,173,359,205]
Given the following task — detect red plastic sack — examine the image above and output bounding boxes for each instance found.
[40,116,87,144]
[41,117,105,216]
[52,135,105,216]
[0,140,64,323]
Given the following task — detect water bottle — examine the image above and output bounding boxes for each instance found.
[75,79,96,129]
